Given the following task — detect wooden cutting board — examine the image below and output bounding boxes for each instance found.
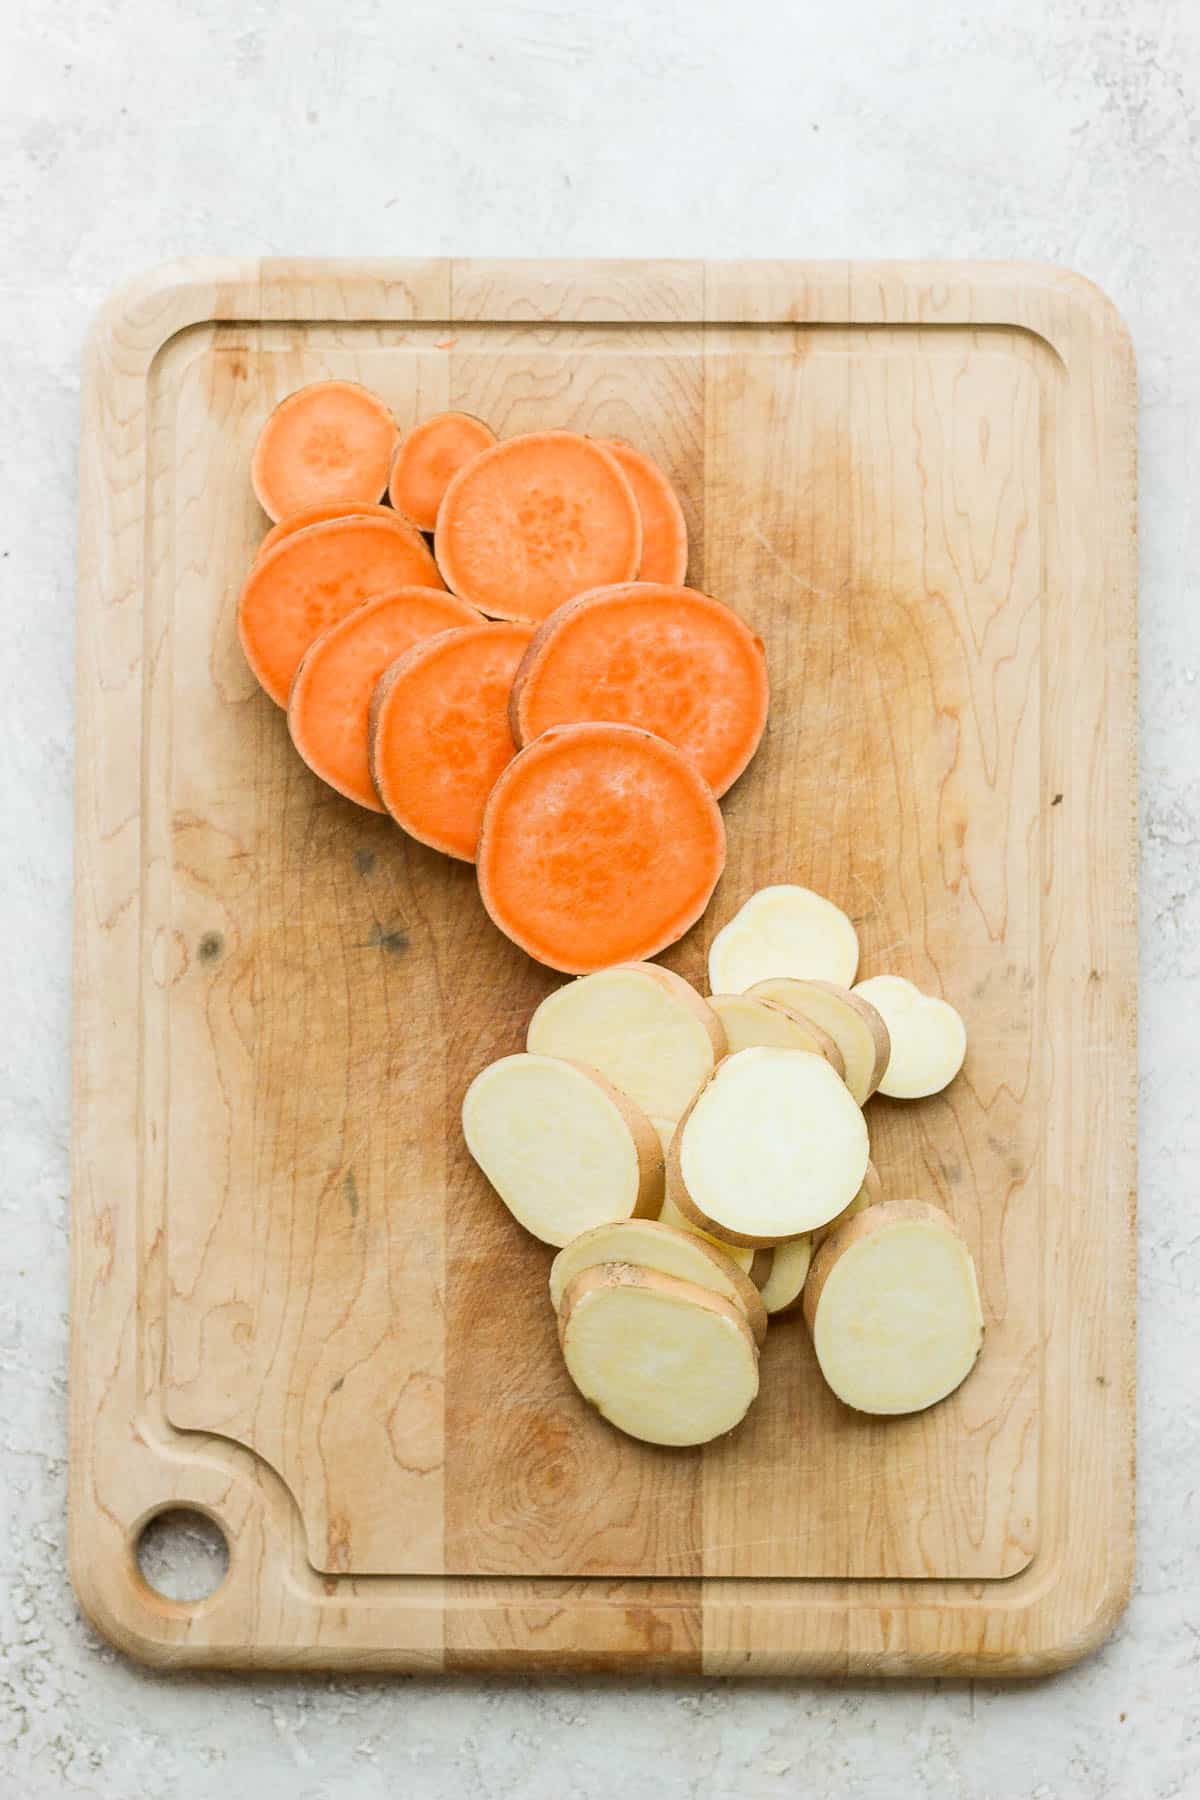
[71,259,1136,1675]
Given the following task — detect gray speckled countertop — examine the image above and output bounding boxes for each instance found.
[3,2,1196,1794]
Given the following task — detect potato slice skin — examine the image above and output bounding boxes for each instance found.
[558,1264,759,1446]
[668,1046,870,1246]
[548,1216,767,1345]
[461,1052,663,1247]
[804,1200,984,1414]
[527,963,725,1122]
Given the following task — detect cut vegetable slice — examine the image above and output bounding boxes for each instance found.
[527,964,725,1123]
[709,992,845,1078]
[251,380,399,522]
[748,978,889,1104]
[708,885,860,993]
[804,1200,984,1414]
[368,620,534,861]
[547,1218,767,1346]
[753,1235,814,1316]
[477,722,726,974]
[656,1192,756,1274]
[388,411,497,531]
[558,1264,759,1446]
[851,976,967,1099]
[238,515,445,707]
[258,501,413,559]
[649,1119,757,1274]
[812,1158,882,1249]
[669,1046,870,1246]
[509,583,768,797]
[288,588,482,810]
[461,1053,662,1248]
[597,440,688,584]
[434,431,642,623]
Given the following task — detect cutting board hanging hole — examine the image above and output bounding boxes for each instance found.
[135,1506,230,1604]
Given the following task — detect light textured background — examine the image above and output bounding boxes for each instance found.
[2,1,1197,1795]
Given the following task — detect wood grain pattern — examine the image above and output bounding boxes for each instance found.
[71,259,1136,1674]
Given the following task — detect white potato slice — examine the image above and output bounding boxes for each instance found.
[748,978,889,1104]
[548,1217,767,1345]
[852,975,966,1099]
[558,1264,759,1446]
[707,885,859,993]
[669,1047,870,1246]
[804,1200,983,1414]
[527,963,725,1123]
[752,1235,813,1315]
[812,1158,883,1249]
[709,993,845,1078]
[462,1052,662,1247]
[649,1116,757,1274]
